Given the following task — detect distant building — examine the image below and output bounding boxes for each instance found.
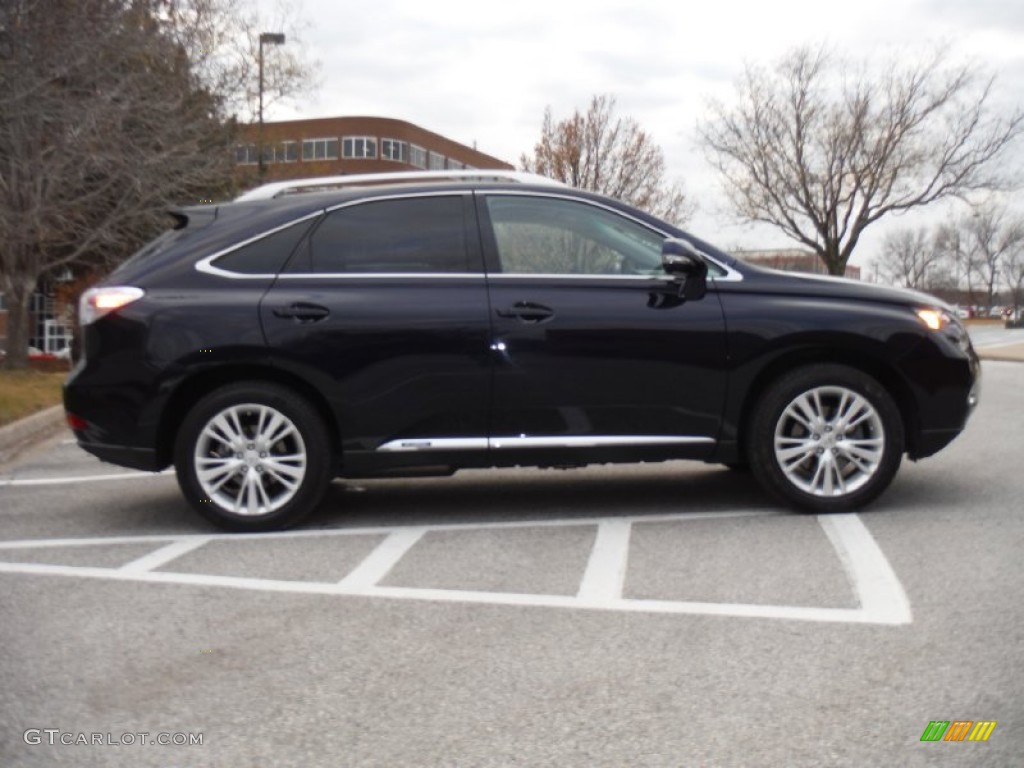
[233,116,513,184]
[733,248,861,280]
[0,285,74,356]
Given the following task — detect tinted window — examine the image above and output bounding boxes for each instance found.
[213,218,315,275]
[309,196,470,274]
[486,196,667,276]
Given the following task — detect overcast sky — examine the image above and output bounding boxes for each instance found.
[258,0,1024,269]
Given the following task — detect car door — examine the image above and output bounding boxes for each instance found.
[478,191,728,460]
[260,192,492,466]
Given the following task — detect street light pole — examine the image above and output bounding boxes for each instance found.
[258,32,286,178]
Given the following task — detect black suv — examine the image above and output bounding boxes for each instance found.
[64,171,980,531]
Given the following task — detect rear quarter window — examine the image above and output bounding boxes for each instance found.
[306,195,471,274]
[212,218,318,275]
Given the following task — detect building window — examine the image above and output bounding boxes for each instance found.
[381,139,408,163]
[273,141,298,163]
[409,144,427,169]
[428,152,446,170]
[234,144,258,164]
[447,158,465,170]
[302,138,339,161]
[343,136,377,159]
[246,142,297,165]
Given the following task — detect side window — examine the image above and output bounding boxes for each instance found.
[309,196,471,274]
[485,196,666,276]
[212,218,316,275]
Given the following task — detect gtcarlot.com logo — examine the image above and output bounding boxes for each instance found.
[921,720,997,742]
[23,729,203,747]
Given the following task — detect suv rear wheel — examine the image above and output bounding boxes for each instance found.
[173,382,332,531]
[748,365,904,512]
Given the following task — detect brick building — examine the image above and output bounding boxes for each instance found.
[233,116,513,185]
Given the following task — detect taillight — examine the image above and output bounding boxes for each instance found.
[79,286,145,325]
[66,413,88,431]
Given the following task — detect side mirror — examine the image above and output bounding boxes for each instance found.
[661,239,707,301]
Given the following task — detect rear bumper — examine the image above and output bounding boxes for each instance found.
[74,439,165,472]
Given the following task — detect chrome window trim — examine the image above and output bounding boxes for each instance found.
[194,211,324,279]
[276,273,485,281]
[195,188,744,283]
[377,435,715,452]
[195,192,476,280]
[478,189,744,282]
[485,273,679,282]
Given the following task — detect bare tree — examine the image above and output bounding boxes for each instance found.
[961,201,1024,316]
[161,0,318,122]
[521,95,693,224]
[699,46,1024,276]
[1003,240,1024,322]
[933,221,984,305]
[0,0,316,369]
[875,228,945,290]
[0,0,234,369]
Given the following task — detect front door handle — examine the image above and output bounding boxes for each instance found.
[496,301,555,324]
[272,303,330,322]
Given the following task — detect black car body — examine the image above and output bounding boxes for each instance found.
[64,172,980,530]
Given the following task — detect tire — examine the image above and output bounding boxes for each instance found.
[174,382,332,531]
[747,365,904,513]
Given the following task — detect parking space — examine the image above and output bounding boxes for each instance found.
[1,361,1022,766]
[0,506,908,624]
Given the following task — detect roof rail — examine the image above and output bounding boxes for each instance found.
[234,170,564,202]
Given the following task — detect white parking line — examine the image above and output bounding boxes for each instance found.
[0,511,912,625]
[818,514,912,625]
[119,538,212,574]
[576,519,632,603]
[337,528,426,589]
[0,509,773,549]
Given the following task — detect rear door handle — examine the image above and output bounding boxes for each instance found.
[496,301,555,324]
[272,303,330,322]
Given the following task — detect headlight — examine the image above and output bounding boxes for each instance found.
[79,286,145,326]
[915,308,950,331]
[916,307,972,353]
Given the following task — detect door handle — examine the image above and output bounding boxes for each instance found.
[272,303,330,322]
[496,301,555,324]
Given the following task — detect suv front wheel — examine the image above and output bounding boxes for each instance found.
[748,365,904,512]
[174,382,332,531]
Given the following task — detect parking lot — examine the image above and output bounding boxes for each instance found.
[1,361,1022,766]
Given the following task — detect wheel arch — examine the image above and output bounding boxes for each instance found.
[733,346,920,462]
[155,364,341,469]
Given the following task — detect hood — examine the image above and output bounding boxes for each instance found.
[741,266,950,309]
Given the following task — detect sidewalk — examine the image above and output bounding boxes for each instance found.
[977,341,1024,363]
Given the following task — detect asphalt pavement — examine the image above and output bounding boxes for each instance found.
[0,361,1022,767]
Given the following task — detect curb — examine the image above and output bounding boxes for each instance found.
[0,405,66,466]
